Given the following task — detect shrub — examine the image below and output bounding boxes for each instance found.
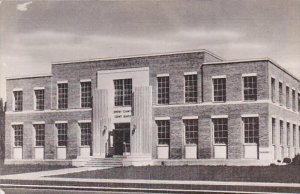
[283,157,291,164]
[292,154,300,165]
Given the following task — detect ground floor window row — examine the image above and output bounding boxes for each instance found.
[271,118,300,148]
[156,117,259,147]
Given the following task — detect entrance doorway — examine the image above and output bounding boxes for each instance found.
[113,123,130,155]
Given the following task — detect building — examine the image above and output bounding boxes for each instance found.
[0,99,5,164]
[4,50,300,166]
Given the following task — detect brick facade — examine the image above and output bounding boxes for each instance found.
[4,50,300,165]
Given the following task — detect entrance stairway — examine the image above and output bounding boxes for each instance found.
[84,156,123,167]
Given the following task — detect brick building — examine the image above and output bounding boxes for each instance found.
[4,50,300,166]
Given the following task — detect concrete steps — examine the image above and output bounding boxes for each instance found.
[84,157,123,167]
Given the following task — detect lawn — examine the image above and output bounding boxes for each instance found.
[0,164,73,175]
[57,165,300,183]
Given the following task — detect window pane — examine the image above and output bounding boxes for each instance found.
[243,76,257,101]
[58,83,68,109]
[34,124,45,147]
[56,123,68,146]
[114,79,132,106]
[213,78,226,102]
[35,89,45,110]
[80,123,92,146]
[157,120,170,145]
[184,119,198,144]
[213,118,228,144]
[243,117,259,143]
[14,91,23,111]
[81,82,92,108]
[185,74,197,103]
[157,76,169,104]
[13,125,23,146]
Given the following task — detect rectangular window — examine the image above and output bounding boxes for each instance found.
[35,89,45,110]
[243,76,257,101]
[157,76,169,104]
[292,89,296,111]
[287,122,290,146]
[213,78,226,102]
[114,79,132,106]
[34,124,45,147]
[272,118,276,145]
[243,117,259,143]
[57,83,68,109]
[81,81,92,108]
[13,91,23,111]
[80,122,92,146]
[286,86,290,108]
[271,78,275,103]
[279,82,283,105]
[184,119,198,144]
[56,123,68,146]
[13,125,23,146]
[157,120,170,145]
[213,118,228,144]
[293,124,296,147]
[298,93,300,112]
[280,120,283,145]
[185,74,197,103]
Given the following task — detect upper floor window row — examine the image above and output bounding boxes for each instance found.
[114,79,132,107]
[270,78,300,112]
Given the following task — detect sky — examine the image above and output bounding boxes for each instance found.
[0,0,300,100]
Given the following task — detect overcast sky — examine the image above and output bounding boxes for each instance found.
[0,0,300,100]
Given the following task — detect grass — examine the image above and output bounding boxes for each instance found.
[0,164,73,175]
[57,165,300,183]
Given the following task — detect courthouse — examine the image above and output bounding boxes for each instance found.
[4,50,300,166]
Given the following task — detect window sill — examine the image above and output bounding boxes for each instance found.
[243,143,258,145]
[213,143,227,146]
[13,146,23,148]
[80,145,91,148]
[157,144,169,147]
[212,101,226,103]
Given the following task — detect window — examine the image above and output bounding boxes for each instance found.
[157,120,170,145]
[243,76,257,101]
[56,123,68,146]
[185,74,197,103]
[243,117,259,143]
[81,81,92,108]
[213,118,228,144]
[114,79,132,106]
[287,122,290,146]
[13,90,23,111]
[34,124,45,147]
[57,83,68,109]
[157,76,169,104]
[35,89,44,110]
[271,78,275,103]
[292,89,296,111]
[293,124,296,147]
[286,86,290,108]
[298,93,300,112]
[13,125,23,146]
[280,120,283,145]
[184,119,198,144]
[272,118,276,145]
[80,122,92,146]
[213,78,226,102]
[279,82,283,105]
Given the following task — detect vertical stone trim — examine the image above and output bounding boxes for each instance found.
[131,86,152,155]
[93,89,110,157]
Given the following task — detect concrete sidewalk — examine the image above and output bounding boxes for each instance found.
[1,167,300,193]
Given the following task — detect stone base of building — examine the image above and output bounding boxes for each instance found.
[122,154,153,166]
[153,159,273,166]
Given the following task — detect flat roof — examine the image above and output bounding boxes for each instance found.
[203,58,300,83]
[52,49,223,65]
[6,74,52,80]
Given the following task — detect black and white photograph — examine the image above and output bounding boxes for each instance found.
[0,0,300,193]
